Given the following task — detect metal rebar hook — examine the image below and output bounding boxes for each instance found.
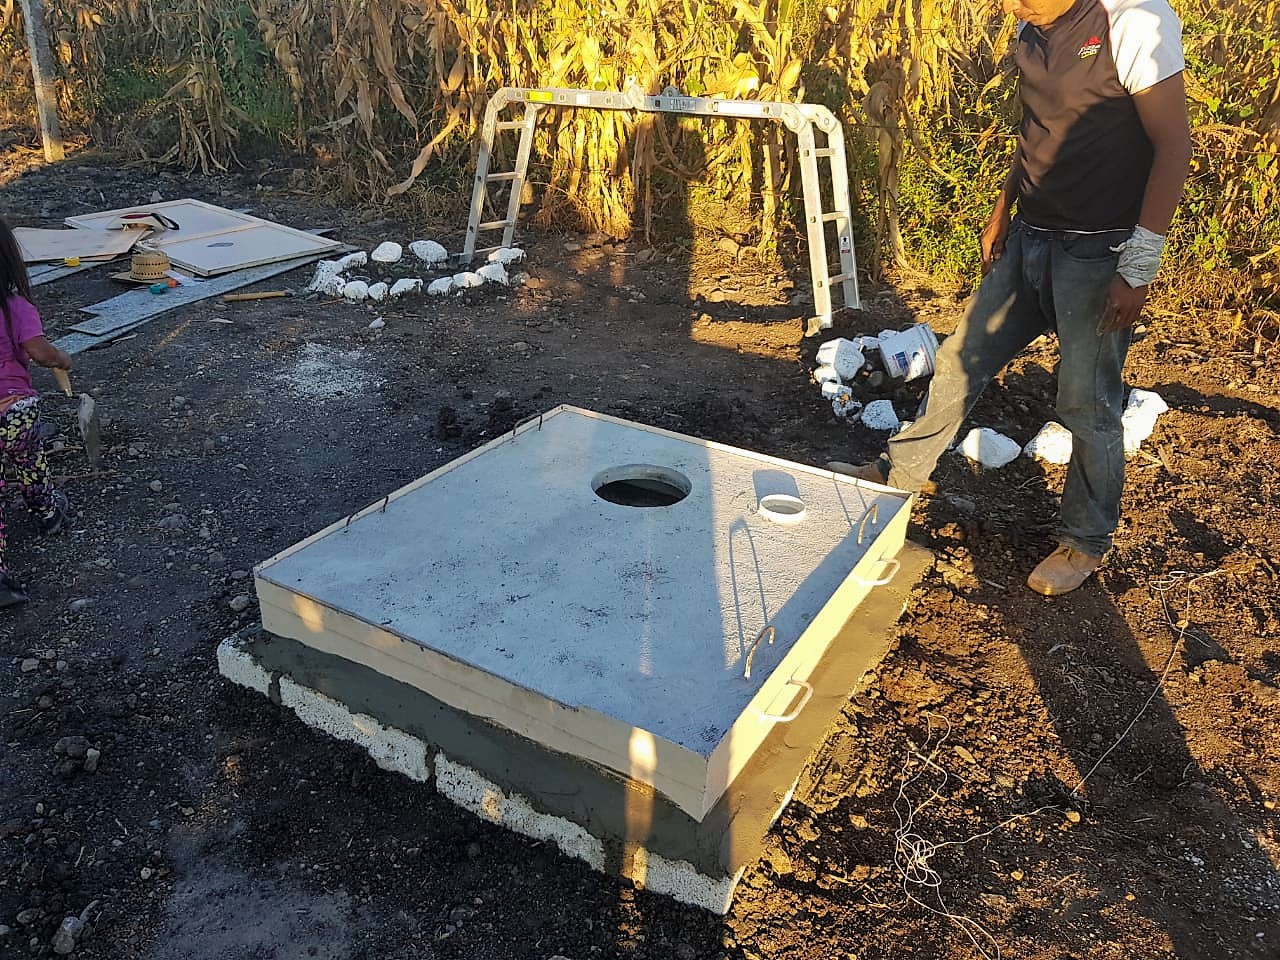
[857,502,880,545]
[743,625,776,680]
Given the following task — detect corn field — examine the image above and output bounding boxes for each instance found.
[2,0,1278,340]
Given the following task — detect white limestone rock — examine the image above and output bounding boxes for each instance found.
[859,399,900,432]
[959,427,1021,468]
[306,259,342,293]
[410,239,448,265]
[389,278,423,298]
[309,272,346,298]
[371,241,403,264]
[816,337,866,381]
[342,280,370,302]
[427,277,454,296]
[477,262,509,285]
[813,365,842,385]
[1023,421,1074,465]
[1122,388,1169,457]
[487,247,526,265]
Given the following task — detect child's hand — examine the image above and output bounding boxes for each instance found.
[20,335,72,370]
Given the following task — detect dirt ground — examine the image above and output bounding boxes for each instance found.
[1,144,1277,960]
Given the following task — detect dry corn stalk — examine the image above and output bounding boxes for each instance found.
[0,0,1274,337]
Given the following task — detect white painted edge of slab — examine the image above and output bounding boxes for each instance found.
[435,753,605,871]
[215,636,272,695]
[278,677,432,783]
[627,848,744,915]
[216,634,744,914]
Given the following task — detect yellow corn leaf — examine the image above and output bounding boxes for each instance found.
[356,77,374,133]
[444,55,467,93]
[706,52,760,100]
[386,115,463,196]
[334,71,354,107]
[730,0,774,52]
[776,58,802,96]
[369,3,418,127]
[582,36,601,79]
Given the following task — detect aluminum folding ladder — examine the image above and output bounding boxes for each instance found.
[462,85,860,334]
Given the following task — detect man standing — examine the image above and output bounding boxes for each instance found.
[831,0,1192,596]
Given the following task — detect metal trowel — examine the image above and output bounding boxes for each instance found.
[50,369,103,472]
[77,394,103,472]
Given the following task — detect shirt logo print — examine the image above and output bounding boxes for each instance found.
[1078,36,1102,59]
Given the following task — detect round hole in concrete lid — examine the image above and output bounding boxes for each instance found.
[758,493,807,524]
[592,464,691,507]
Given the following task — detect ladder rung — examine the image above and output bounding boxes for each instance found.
[478,219,514,231]
[829,272,856,284]
[813,148,835,158]
[495,121,526,131]
[821,212,847,223]
[486,172,520,182]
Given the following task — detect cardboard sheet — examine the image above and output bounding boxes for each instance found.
[14,226,148,263]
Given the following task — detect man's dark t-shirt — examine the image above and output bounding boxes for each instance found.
[1014,0,1184,232]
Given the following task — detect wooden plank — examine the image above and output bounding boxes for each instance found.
[18,0,63,162]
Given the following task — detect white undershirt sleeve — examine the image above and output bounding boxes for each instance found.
[1104,0,1185,95]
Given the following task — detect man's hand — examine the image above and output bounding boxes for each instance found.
[1098,275,1148,334]
[980,205,1011,275]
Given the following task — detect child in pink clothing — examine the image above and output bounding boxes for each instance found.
[1,216,73,608]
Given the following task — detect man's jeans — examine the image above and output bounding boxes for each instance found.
[885,219,1133,557]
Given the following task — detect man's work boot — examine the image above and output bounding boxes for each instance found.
[826,457,890,484]
[827,457,936,494]
[1027,545,1103,596]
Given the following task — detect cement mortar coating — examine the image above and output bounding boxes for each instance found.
[224,542,930,888]
[259,407,907,755]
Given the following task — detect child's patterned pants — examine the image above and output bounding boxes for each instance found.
[0,399,56,573]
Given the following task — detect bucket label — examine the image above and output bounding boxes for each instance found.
[880,324,937,380]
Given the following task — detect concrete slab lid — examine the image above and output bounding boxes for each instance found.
[257,407,909,764]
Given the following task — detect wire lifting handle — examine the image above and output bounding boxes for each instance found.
[852,556,901,588]
[757,679,814,723]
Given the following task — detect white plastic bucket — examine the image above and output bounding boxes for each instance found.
[879,323,939,381]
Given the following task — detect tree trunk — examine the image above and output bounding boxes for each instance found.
[19,0,64,162]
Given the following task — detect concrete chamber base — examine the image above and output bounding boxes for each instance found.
[218,542,930,914]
